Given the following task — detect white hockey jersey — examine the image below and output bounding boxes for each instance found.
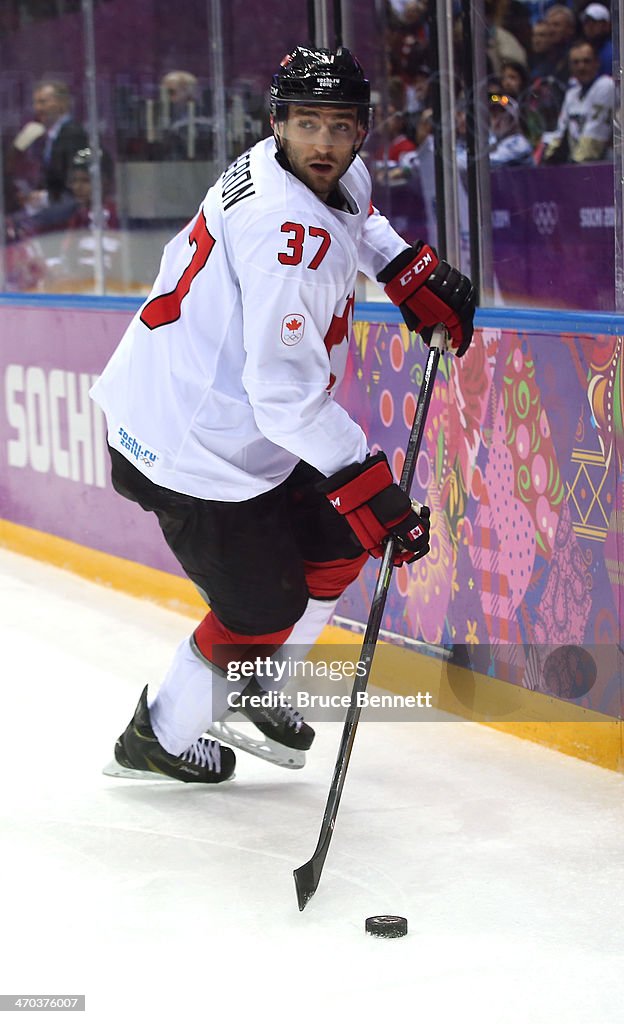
[90,137,409,500]
[544,74,614,162]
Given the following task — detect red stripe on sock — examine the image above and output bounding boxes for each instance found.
[194,612,293,670]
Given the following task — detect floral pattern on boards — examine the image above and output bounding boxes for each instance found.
[336,319,623,717]
[401,479,453,646]
[532,502,592,645]
[444,327,498,500]
[502,340,565,558]
[464,398,531,644]
[587,334,623,468]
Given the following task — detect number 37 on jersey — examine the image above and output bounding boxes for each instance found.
[141,212,332,331]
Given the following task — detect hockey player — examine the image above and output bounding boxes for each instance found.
[91,46,475,784]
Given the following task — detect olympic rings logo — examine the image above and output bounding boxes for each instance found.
[532,201,559,236]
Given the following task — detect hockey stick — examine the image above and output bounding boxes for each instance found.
[294,326,447,910]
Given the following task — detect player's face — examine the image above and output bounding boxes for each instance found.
[278,105,366,200]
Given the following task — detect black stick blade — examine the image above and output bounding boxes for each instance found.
[294,858,321,911]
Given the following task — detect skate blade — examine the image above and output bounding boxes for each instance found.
[102,759,175,781]
[203,720,306,770]
[102,760,236,783]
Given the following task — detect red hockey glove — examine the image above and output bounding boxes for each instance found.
[319,453,430,566]
[377,243,476,357]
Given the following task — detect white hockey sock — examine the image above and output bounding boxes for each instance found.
[148,637,229,755]
[149,599,339,748]
[264,597,339,692]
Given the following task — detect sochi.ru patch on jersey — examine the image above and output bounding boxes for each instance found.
[281,313,306,346]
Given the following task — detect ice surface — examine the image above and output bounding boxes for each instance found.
[1,548,623,1022]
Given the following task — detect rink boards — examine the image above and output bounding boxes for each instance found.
[0,294,623,771]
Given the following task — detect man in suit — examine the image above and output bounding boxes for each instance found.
[32,79,89,203]
[8,79,90,239]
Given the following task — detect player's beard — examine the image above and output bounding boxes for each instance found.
[280,140,351,200]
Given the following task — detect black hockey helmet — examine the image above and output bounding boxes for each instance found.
[270,45,371,129]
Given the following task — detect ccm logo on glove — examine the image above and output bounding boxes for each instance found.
[398,249,435,289]
[377,242,476,358]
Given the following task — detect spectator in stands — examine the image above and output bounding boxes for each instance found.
[161,70,199,107]
[370,77,416,180]
[526,15,570,143]
[504,0,533,54]
[377,105,416,166]
[544,4,577,70]
[488,92,534,165]
[396,106,438,247]
[401,52,433,138]
[65,148,118,230]
[158,70,212,160]
[531,17,553,50]
[384,0,430,89]
[387,0,429,29]
[32,80,89,203]
[486,0,529,77]
[580,3,613,77]
[530,19,561,80]
[500,58,531,100]
[51,148,121,289]
[499,58,543,144]
[8,79,88,229]
[525,74,567,147]
[542,40,614,162]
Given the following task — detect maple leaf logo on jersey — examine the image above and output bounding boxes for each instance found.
[281,313,306,346]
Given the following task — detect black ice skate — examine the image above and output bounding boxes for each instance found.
[103,686,236,783]
[204,677,315,771]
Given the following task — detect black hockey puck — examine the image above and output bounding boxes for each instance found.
[365,915,408,938]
